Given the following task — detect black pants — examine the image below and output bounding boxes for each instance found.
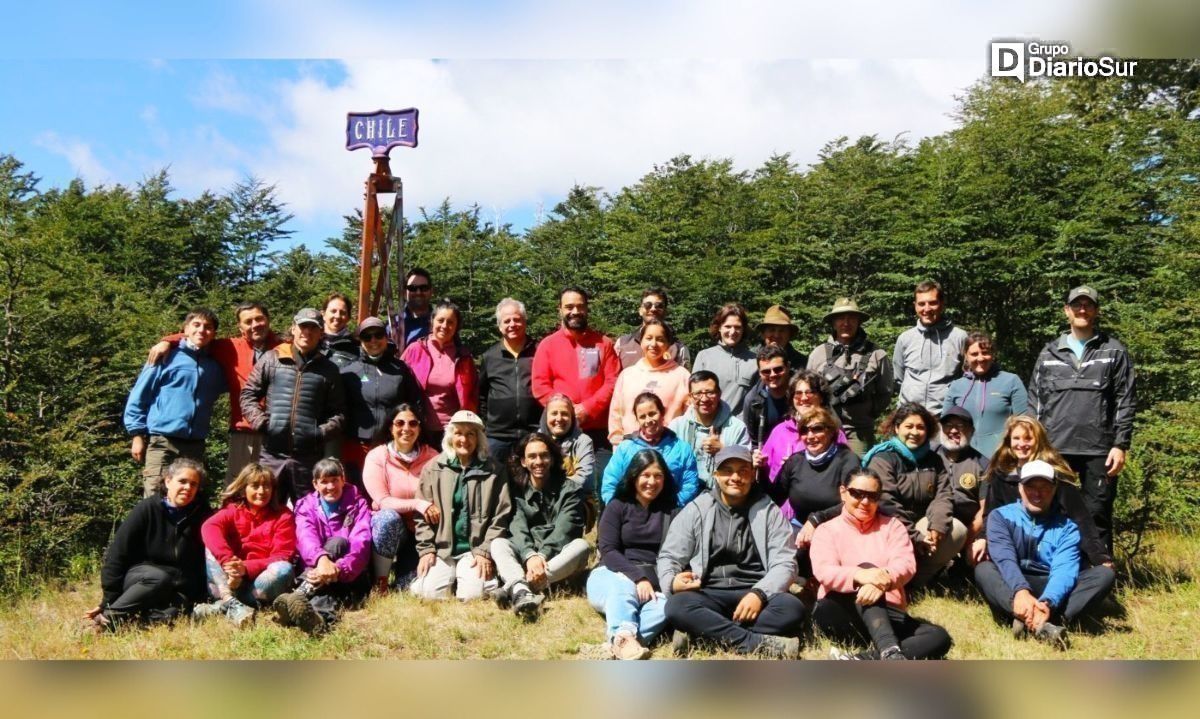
[813,592,951,659]
[303,536,371,622]
[259,450,321,506]
[105,563,186,623]
[665,587,808,654]
[1064,454,1115,553]
[974,560,1116,624]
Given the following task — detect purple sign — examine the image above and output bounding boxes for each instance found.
[346,108,419,158]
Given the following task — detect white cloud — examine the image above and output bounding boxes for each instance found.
[33,131,115,186]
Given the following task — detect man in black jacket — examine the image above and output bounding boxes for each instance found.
[241,308,346,503]
[1027,286,1136,552]
[478,298,541,471]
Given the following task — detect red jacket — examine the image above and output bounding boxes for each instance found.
[163,332,283,432]
[201,503,297,579]
[531,327,620,432]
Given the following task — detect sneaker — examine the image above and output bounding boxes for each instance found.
[756,634,801,660]
[1012,618,1029,640]
[671,630,692,658]
[879,645,907,660]
[512,590,544,622]
[191,599,229,621]
[490,584,512,610]
[225,598,256,629]
[829,647,866,660]
[577,642,616,660]
[1034,622,1070,651]
[612,631,651,660]
[274,591,325,636]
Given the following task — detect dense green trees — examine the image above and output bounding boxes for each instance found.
[1,63,1197,589]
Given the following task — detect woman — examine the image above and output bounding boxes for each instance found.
[945,331,1028,458]
[760,369,847,493]
[340,317,431,484]
[586,449,678,660]
[401,299,479,441]
[364,404,441,592]
[491,433,591,620]
[860,403,964,589]
[608,318,691,446]
[321,292,359,368]
[768,407,860,574]
[196,463,297,627]
[410,410,512,601]
[540,393,596,494]
[274,458,372,635]
[810,469,952,660]
[86,458,213,632]
[601,392,700,507]
[976,415,1111,569]
[692,303,758,415]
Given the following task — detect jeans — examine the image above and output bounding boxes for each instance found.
[813,592,952,659]
[665,587,808,654]
[205,550,295,607]
[586,566,668,644]
[974,560,1116,624]
[1065,454,1116,553]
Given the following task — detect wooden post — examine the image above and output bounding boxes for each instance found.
[358,157,394,325]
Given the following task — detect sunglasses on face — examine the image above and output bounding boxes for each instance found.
[642,301,665,310]
[360,331,386,341]
[759,366,788,377]
[406,284,431,292]
[798,424,829,435]
[846,487,881,503]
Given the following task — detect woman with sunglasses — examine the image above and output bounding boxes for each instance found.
[810,469,952,660]
[363,404,441,592]
[340,317,432,486]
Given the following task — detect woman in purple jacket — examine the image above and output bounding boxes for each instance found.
[272,458,372,635]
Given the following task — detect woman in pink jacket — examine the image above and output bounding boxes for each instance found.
[810,468,952,660]
[401,299,479,442]
[364,404,441,592]
[608,319,691,445]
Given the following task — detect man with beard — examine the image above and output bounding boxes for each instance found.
[532,286,621,485]
[614,287,691,370]
[400,267,435,345]
[936,406,989,565]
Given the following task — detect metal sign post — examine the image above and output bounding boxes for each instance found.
[345,108,419,346]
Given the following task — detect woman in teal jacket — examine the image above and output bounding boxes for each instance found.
[945,331,1028,458]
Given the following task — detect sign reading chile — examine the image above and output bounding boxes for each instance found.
[346,108,419,158]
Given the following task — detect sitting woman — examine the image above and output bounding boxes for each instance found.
[759,370,848,507]
[86,458,213,632]
[364,404,441,592]
[540,393,596,495]
[608,318,692,447]
[810,469,952,660]
[601,391,699,507]
[586,448,678,660]
[410,410,512,601]
[196,463,297,627]
[273,458,372,635]
[491,432,591,620]
[860,402,965,589]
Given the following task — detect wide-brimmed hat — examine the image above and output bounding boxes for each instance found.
[823,297,870,324]
[756,305,799,337]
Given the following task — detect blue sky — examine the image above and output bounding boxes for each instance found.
[1,1,1106,252]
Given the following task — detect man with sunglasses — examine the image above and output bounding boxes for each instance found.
[401,267,435,346]
[614,288,691,370]
[742,346,793,458]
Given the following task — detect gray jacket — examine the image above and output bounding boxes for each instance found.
[893,319,967,413]
[657,490,796,599]
[692,343,758,415]
[807,331,893,431]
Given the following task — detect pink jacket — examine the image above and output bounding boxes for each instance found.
[809,508,916,610]
[362,442,439,528]
[401,337,479,428]
[608,358,691,445]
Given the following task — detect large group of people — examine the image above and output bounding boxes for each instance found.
[94,274,1134,659]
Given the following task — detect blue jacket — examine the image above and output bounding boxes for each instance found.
[986,500,1081,609]
[946,366,1028,458]
[124,340,227,440]
[601,428,700,507]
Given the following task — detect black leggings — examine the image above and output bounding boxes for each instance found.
[813,592,952,659]
[105,563,185,623]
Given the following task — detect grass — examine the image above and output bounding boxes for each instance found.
[2,531,1196,660]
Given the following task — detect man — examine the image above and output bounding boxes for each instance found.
[936,406,989,564]
[477,298,541,469]
[742,346,792,452]
[124,308,227,496]
[807,297,894,455]
[753,304,807,370]
[614,287,691,369]
[973,460,1117,650]
[668,370,751,490]
[400,267,434,346]
[1028,285,1135,553]
[531,286,621,483]
[659,446,805,658]
[148,301,284,484]
[893,280,968,413]
[241,308,346,503]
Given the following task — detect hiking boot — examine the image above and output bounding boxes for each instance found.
[1012,618,1029,640]
[1034,622,1069,651]
[879,645,907,660]
[191,599,229,621]
[274,591,325,636]
[671,630,691,658]
[225,598,256,629]
[512,589,544,622]
[489,584,512,610]
[612,631,651,660]
[755,634,801,660]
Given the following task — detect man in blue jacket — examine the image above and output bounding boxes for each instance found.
[124,308,227,496]
[973,460,1116,650]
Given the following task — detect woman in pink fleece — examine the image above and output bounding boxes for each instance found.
[608,319,691,445]
[810,469,952,660]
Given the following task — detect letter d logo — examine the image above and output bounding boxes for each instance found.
[990,42,1025,82]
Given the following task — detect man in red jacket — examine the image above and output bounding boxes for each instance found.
[531,286,620,488]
